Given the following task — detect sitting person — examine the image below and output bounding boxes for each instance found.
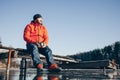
[23,14,61,73]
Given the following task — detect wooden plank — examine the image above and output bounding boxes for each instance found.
[0,45,77,63]
[60,60,110,69]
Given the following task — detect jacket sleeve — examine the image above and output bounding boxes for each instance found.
[23,25,36,43]
[43,26,49,45]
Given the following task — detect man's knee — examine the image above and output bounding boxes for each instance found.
[27,43,37,49]
[27,43,38,53]
[46,46,52,53]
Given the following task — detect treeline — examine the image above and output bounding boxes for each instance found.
[69,41,120,65]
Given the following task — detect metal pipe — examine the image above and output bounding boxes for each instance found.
[5,49,13,80]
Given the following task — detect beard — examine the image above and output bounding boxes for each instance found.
[36,20,43,25]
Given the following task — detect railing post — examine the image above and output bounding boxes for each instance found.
[19,57,27,80]
[5,49,13,80]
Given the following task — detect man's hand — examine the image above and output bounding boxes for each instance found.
[40,43,47,48]
[35,42,41,48]
[35,42,47,48]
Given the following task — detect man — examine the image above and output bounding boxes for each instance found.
[23,14,61,72]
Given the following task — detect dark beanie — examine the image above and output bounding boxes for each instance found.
[33,14,42,20]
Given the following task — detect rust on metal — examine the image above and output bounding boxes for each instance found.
[5,49,13,80]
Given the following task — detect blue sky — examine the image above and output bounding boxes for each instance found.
[0,0,120,56]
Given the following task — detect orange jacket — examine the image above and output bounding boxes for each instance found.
[23,21,48,45]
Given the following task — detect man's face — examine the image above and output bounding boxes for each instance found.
[36,17,43,25]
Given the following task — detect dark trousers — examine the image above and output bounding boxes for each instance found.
[26,43,54,67]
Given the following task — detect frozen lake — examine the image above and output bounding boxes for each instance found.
[0,68,120,80]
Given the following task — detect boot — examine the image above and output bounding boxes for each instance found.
[48,63,61,72]
[37,64,43,74]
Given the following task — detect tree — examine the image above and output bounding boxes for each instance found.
[113,41,120,64]
[91,49,103,60]
[102,45,113,60]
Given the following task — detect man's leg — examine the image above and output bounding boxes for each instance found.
[27,43,43,67]
[38,46,54,67]
[39,46,61,72]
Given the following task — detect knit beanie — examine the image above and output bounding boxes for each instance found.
[33,14,42,20]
